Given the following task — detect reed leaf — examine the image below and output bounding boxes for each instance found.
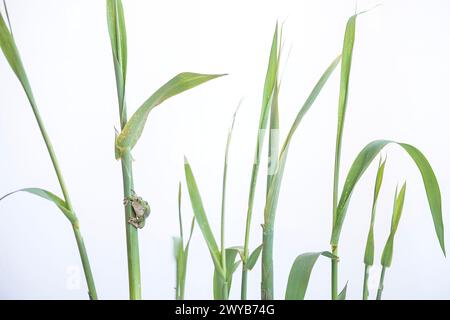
[381,183,407,268]
[363,156,386,299]
[377,183,407,300]
[115,72,225,158]
[241,23,280,300]
[184,157,223,274]
[213,248,241,299]
[364,156,386,266]
[174,183,195,300]
[337,282,348,300]
[330,13,358,300]
[260,55,340,300]
[247,244,263,270]
[285,251,337,300]
[106,0,127,123]
[330,140,445,257]
[0,188,76,223]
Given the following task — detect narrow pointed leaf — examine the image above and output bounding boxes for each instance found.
[285,251,337,300]
[247,244,263,270]
[331,140,445,257]
[184,157,222,273]
[264,55,341,226]
[0,10,36,107]
[106,0,127,121]
[0,188,76,223]
[243,23,279,259]
[381,183,407,267]
[337,282,348,300]
[115,73,225,158]
[364,157,386,266]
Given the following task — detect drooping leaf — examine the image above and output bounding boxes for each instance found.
[184,157,222,274]
[0,188,76,223]
[364,156,387,266]
[115,73,225,158]
[381,183,407,267]
[330,140,445,257]
[285,251,337,300]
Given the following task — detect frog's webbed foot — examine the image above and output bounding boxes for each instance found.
[128,218,140,229]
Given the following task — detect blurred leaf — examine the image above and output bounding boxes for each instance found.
[285,251,337,300]
[331,140,445,257]
[115,73,225,158]
[0,188,76,223]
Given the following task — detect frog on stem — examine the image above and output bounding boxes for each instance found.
[123,190,150,229]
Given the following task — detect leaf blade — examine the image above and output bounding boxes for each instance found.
[115,72,225,158]
[184,157,222,273]
[331,140,445,257]
[285,251,337,300]
[0,188,76,223]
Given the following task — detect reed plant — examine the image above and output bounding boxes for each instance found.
[0,2,446,301]
[0,2,97,299]
[106,0,224,299]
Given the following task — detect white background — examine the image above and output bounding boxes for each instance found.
[0,0,449,299]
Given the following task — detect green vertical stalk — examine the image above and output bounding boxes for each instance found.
[73,223,98,299]
[261,226,274,300]
[331,246,338,300]
[121,150,141,299]
[107,0,141,299]
[376,267,386,300]
[261,82,279,300]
